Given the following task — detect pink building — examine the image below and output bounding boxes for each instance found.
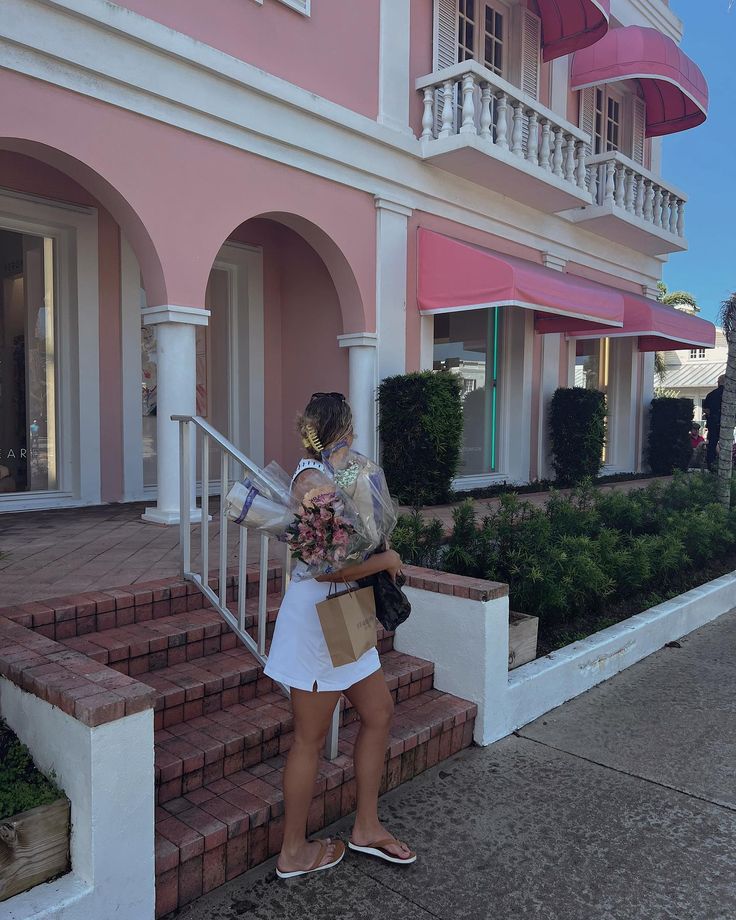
[0,0,716,518]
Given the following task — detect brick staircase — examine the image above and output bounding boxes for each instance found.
[48,570,477,917]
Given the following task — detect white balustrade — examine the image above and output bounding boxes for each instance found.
[416,61,588,193]
[585,151,687,239]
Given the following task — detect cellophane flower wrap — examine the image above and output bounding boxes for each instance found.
[285,446,397,577]
[225,444,398,579]
[224,461,297,538]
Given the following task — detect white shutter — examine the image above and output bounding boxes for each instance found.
[579,86,596,152]
[434,0,458,70]
[631,95,646,164]
[433,0,458,136]
[519,8,541,99]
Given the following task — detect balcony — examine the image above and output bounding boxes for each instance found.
[560,151,688,255]
[415,61,592,213]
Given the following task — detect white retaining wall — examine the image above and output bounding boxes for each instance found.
[397,571,736,745]
[0,679,156,920]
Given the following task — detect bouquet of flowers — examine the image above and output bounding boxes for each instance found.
[285,487,373,575]
[225,444,398,578]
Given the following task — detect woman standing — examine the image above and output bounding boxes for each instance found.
[264,393,416,877]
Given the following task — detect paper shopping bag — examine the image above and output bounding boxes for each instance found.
[316,585,377,667]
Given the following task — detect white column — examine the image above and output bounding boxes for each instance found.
[338,333,378,461]
[375,197,412,382]
[141,304,210,525]
[548,56,570,118]
[378,0,411,133]
[537,333,563,480]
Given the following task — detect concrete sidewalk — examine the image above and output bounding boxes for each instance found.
[168,607,736,920]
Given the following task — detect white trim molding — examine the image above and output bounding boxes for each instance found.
[542,252,567,272]
[141,304,211,326]
[337,332,378,349]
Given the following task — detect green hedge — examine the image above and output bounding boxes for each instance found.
[378,371,463,506]
[391,473,736,639]
[648,397,694,475]
[549,387,607,485]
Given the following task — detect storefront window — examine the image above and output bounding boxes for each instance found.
[575,337,610,461]
[575,338,610,392]
[433,308,500,476]
[0,229,57,494]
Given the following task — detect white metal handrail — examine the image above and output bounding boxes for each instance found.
[173,414,340,759]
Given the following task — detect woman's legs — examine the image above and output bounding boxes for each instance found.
[344,669,413,859]
[279,686,342,872]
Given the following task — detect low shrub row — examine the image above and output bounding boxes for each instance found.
[392,474,736,643]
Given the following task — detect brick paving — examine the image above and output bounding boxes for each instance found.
[0,478,668,607]
[0,500,284,607]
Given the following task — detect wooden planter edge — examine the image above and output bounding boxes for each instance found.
[0,796,71,903]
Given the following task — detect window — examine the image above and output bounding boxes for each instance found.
[593,87,621,154]
[433,308,500,476]
[690,348,706,360]
[456,0,506,76]
[0,229,58,494]
[575,338,610,461]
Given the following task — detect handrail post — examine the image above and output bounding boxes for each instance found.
[258,533,269,658]
[325,703,340,760]
[201,433,209,589]
[178,418,191,576]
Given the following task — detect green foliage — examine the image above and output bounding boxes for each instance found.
[0,720,64,821]
[378,372,463,506]
[648,397,694,475]
[416,472,736,635]
[549,388,607,486]
[391,510,445,569]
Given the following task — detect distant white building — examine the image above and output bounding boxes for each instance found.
[660,323,727,424]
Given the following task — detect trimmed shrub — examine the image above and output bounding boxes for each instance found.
[549,387,607,486]
[378,372,463,506]
[648,397,694,475]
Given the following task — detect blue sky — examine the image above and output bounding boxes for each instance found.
[661,2,736,323]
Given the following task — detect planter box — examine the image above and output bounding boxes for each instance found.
[0,797,70,902]
[508,611,538,670]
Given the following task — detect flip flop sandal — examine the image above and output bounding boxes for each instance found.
[276,838,346,879]
[348,838,417,865]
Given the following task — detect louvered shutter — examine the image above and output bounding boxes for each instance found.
[579,86,596,152]
[433,0,458,136]
[519,8,541,100]
[631,95,646,164]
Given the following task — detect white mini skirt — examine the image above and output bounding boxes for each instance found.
[264,576,381,693]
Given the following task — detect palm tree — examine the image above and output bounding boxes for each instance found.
[717,292,736,508]
[657,281,700,312]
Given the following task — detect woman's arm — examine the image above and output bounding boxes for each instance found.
[316,549,402,584]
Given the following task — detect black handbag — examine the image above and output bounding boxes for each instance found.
[357,570,411,632]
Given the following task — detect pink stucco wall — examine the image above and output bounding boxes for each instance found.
[409,0,434,137]
[2,70,376,334]
[227,219,348,472]
[116,0,380,120]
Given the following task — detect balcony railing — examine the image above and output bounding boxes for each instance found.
[563,150,688,255]
[416,61,590,211]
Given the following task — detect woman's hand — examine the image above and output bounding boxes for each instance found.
[383,549,403,581]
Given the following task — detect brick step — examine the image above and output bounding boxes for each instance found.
[154,690,477,917]
[57,601,396,679]
[154,650,434,804]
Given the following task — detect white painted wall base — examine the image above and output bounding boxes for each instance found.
[395,588,509,746]
[396,570,736,749]
[0,680,156,920]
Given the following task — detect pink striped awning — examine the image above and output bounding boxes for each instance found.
[538,0,610,62]
[536,291,716,351]
[416,229,624,328]
[571,26,708,136]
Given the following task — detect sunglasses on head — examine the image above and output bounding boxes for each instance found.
[310,392,346,401]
